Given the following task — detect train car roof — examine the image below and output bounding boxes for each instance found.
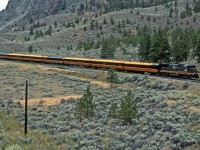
[23,54,47,58]
[90,59,124,63]
[47,56,63,60]
[24,55,47,58]
[7,53,25,56]
[63,57,91,61]
[0,53,7,56]
[7,53,47,58]
[124,61,154,66]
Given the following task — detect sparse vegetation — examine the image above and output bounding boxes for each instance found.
[0,61,199,149]
[1,0,200,149]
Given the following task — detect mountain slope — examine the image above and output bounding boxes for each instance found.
[0,0,200,63]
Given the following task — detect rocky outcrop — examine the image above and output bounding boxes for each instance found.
[0,0,79,24]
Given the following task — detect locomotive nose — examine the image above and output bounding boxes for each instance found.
[194,73,199,79]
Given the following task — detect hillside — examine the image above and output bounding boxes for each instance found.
[0,60,200,149]
[0,1,200,149]
[0,0,200,63]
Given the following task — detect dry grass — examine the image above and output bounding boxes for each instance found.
[17,95,81,107]
[184,90,200,96]
[0,110,65,150]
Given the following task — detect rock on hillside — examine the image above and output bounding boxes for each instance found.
[0,0,80,24]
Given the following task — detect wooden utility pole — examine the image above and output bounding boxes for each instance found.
[24,80,28,134]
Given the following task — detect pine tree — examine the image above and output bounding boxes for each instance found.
[122,19,125,28]
[171,28,190,62]
[118,90,137,124]
[30,26,34,35]
[76,86,94,121]
[103,19,107,24]
[22,26,25,31]
[100,41,115,59]
[45,26,52,36]
[149,28,171,62]
[110,17,115,25]
[138,26,151,61]
[107,69,119,88]
[195,39,200,63]
[54,21,57,28]
[90,20,94,30]
[83,26,87,31]
[28,45,33,53]
[117,21,121,28]
[192,33,198,51]
[169,7,173,17]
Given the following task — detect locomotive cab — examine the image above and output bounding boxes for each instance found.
[187,65,199,79]
[159,63,199,79]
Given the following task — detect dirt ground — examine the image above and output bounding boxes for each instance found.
[0,60,111,104]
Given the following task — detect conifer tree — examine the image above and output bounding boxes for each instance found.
[149,28,171,62]
[103,19,107,24]
[195,40,200,62]
[28,45,33,53]
[100,41,115,59]
[118,90,137,124]
[110,17,115,25]
[76,86,94,120]
[54,21,57,28]
[107,69,119,88]
[138,26,151,61]
[45,26,52,36]
[171,28,190,62]
[30,26,34,35]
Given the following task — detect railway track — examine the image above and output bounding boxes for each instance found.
[148,73,200,86]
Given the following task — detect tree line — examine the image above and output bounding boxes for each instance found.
[76,0,175,15]
[138,26,200,63]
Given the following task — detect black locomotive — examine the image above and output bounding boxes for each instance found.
[159,63,199,79]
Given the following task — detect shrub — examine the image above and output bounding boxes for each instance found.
[107,69,119,88]
[18,137,32,144]
[108,103,118,118]
[5,144,22,150]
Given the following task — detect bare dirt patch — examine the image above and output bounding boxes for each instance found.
[0,61,9,65]
[17,62,110,88]
[18,95,81,107]
[36,65,75,73]
[188,106,200,113]
[19,63,32,70]
[167,100,176,107]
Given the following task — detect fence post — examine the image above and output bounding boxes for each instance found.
[25,80,28,134]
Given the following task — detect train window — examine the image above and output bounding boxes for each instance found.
[173,65,177,70]
[169,64,177,70]
[184,67,188,71]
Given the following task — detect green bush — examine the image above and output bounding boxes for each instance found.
[5,144,22,150]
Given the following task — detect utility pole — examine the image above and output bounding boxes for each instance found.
[24,80,28,134]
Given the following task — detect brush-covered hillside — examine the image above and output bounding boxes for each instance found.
[0,0,200,65]
[0,1,200,150]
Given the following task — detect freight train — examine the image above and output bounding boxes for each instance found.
[0,53,199,79]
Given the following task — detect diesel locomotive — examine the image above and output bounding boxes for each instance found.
[0,53,199,79]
